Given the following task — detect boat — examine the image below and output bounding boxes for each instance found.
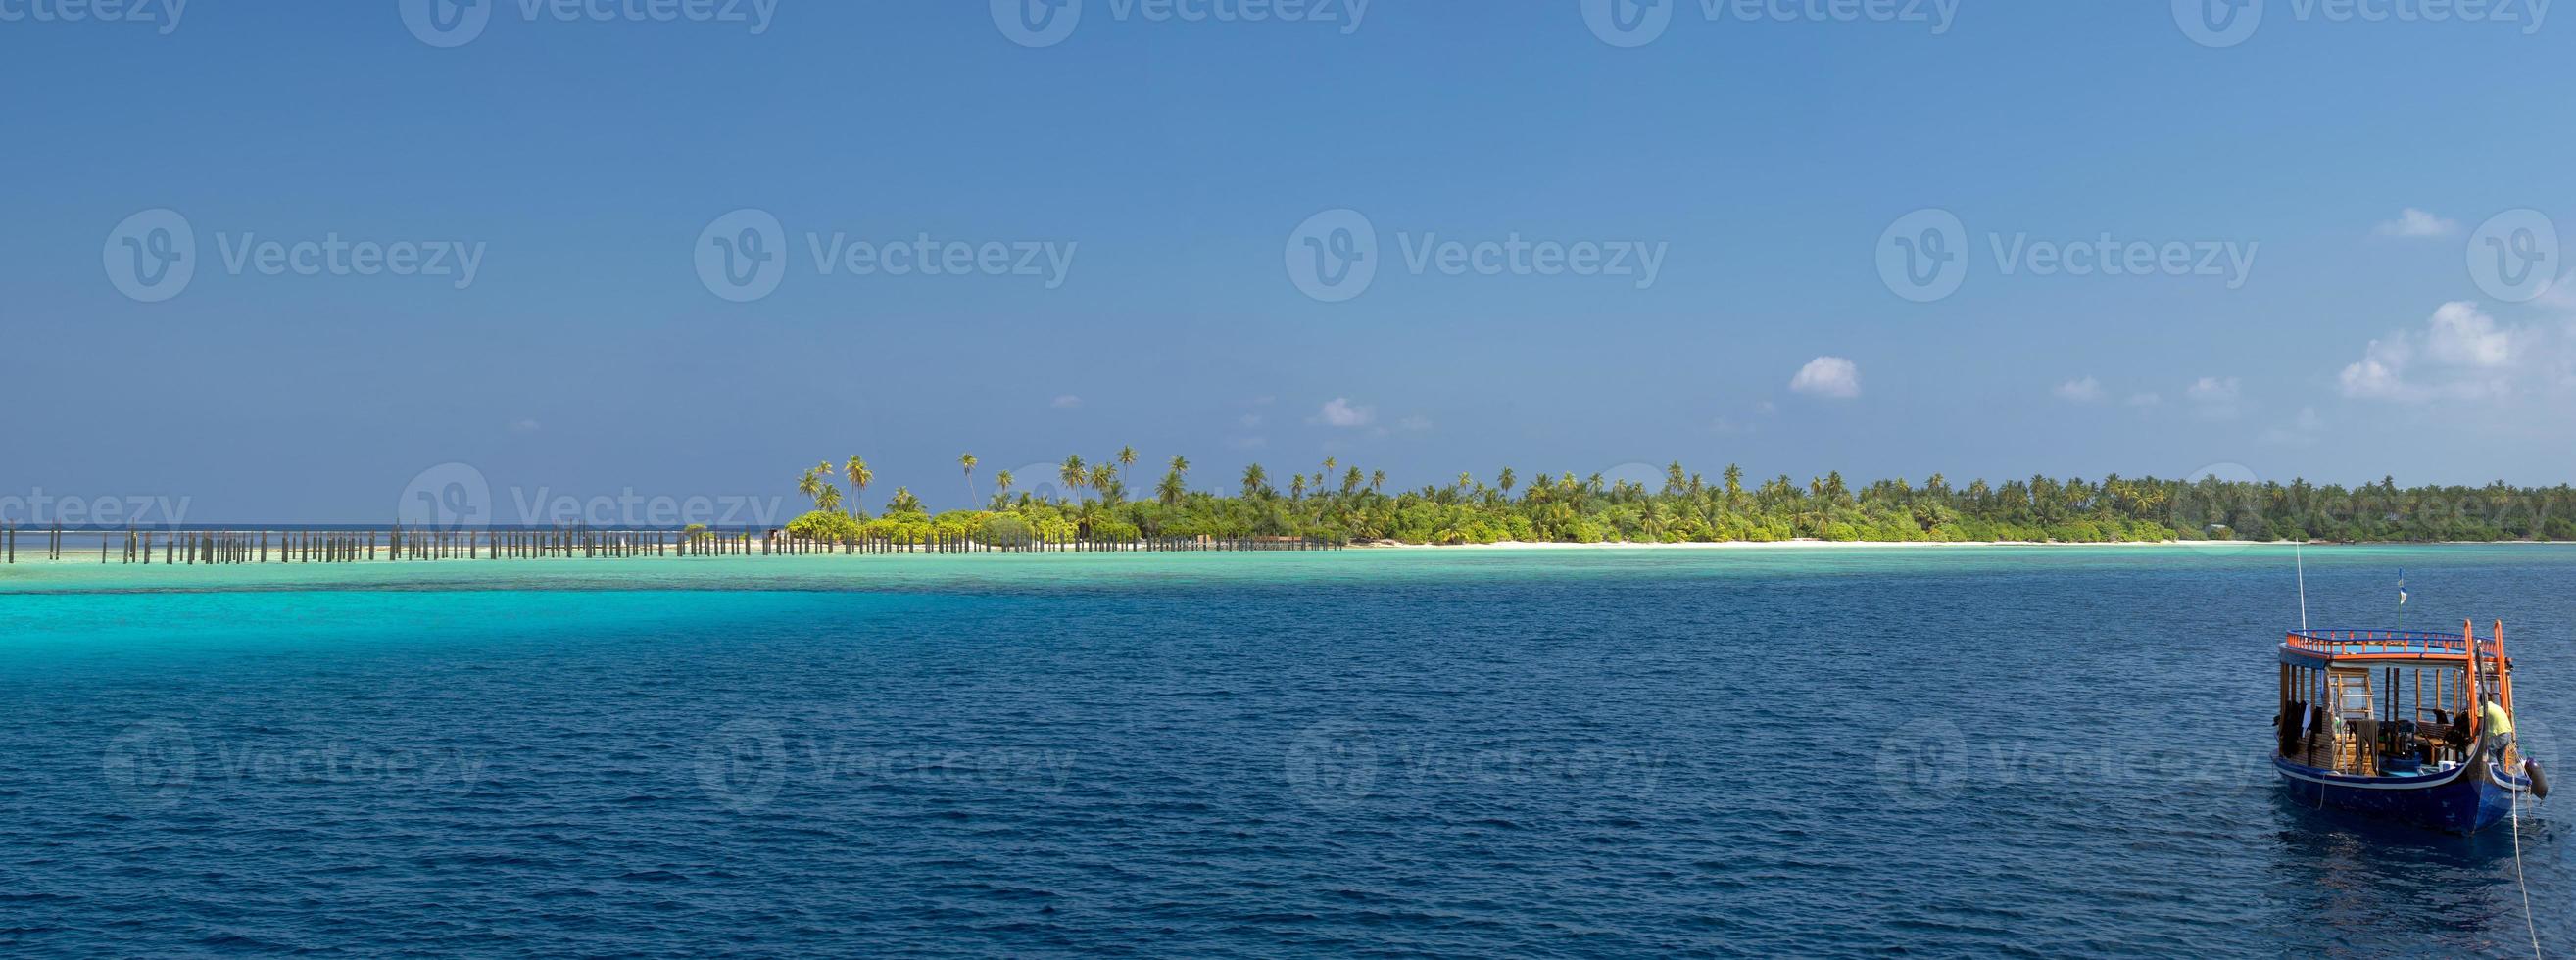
[2273,620,2546,833]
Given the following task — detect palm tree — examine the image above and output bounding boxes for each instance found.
[1498,468,1517,498]
[1089,462,1119,504]
[798,466,824,507]
[1118,446,1138,486]
[1158,456,1190,505]
[816,483,843,514]
[1060,455,1087,503]
[1289,474,1307,501]
[959,453,978,504]
[1371,470,1386,494]
[993,469,1016,509]
[887,486,923,515]
[844,456,872,515]
[1241,463,1268,499]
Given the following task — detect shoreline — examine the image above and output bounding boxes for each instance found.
[10,538,2569,569]
[1355,538,2576,549]
[1359,539,2576,550]
[1359,539,2197,550]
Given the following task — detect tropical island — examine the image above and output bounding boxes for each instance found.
[780,453,2576,547]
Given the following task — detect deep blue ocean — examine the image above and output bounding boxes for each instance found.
[3,546,2570,956]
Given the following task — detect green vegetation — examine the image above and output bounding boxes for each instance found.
[779,457,2576,546]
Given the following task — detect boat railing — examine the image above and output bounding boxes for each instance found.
[2283,629,2469,658]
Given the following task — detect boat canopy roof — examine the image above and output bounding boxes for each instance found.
[2281,629,2474,665]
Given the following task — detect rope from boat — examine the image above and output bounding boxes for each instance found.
[2509,759,2540,960]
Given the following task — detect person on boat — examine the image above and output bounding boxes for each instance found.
[2481,695,2515,763]
[2472,690,2513,745]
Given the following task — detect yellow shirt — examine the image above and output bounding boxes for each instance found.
[2483,701,2515,737]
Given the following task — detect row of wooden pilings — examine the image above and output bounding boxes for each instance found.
[0,526,769,564]
[766,533,1343,554]
[0,525,1343,564]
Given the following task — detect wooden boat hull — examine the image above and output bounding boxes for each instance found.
[2273,741,2533,834]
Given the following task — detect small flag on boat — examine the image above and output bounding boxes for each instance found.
[2397,569,2408,606]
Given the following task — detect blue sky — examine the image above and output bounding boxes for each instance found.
[3,1,2572,522]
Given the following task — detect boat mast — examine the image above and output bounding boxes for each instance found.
[2463,619,2484,740]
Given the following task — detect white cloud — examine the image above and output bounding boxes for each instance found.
[2339,302,2534,402]
[508,417,542,435]
[1396,414,1433,432]
[1317,397,1376,428]
[1051,394,1083,408]
[2425,301,2514,367]
[2054,376,2105,403]
[1788,357,1860,399]
[2186,376,2245,419]
[2126,392,2163,408]
[2339,343,2411,399]
[2375,208,2460,239]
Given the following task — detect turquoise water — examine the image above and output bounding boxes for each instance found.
[3,546,2571,955]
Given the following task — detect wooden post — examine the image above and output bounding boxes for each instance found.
[2494,620,2513,719]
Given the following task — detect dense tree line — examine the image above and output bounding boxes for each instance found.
[780,455,2576,546]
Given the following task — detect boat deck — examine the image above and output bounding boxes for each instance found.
[2282,629,2475,663]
